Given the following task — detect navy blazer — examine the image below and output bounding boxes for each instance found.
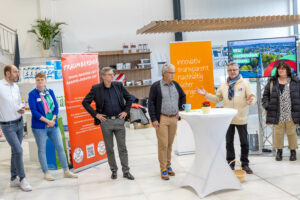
[82,82,132,125]
[28,88,59,129]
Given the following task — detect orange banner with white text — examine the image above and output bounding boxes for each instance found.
[61,54,107,172]
[170,41,215,109]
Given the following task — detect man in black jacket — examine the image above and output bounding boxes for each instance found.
[148,63,186,180]
[82,67,134,180]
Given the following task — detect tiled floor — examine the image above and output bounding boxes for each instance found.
[1,118,300,200]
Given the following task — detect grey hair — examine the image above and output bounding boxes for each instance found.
[100,67,113,76]
[161,63,175,75]
[227,62,239,69]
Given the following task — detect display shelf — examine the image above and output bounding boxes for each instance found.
[114,67,151,72]
[24,107,66,115]
[98,50,151,56]
[124,84,152,88]
[98,49,152,99]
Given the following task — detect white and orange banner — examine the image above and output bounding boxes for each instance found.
[61,54,107,172]
[170,41,215,109]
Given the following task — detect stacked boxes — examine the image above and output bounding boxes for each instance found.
[20,60,63,83]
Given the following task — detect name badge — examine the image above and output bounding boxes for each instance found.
[37,98,42,102]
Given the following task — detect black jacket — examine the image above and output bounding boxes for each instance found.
[82,82,132,125]
[148,80,186,123]
[262,75,300,124]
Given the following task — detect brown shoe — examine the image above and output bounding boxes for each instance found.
[242,165,253,174]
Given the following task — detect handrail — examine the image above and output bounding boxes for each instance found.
[0,22,16,33]
[0,22,17,59]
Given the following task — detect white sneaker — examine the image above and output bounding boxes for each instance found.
[44,173,55,181]
[20,178,32,192]
[64,170,78,178]
[10,177,20,187]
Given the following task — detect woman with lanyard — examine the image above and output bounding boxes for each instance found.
[28,72,78,181]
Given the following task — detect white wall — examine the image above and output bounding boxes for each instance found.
[39,0,175,81]
[0,0,41,58]
[181,0,292,47]
[0,0,296,81]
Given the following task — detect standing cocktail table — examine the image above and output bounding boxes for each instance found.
[180,108,241,198]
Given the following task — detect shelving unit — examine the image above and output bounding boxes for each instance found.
[124,84,152,88]
[113,67,152,72]
[98,50,152,99]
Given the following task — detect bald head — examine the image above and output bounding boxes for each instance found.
[4,64,15,77]
[4,64,19,83]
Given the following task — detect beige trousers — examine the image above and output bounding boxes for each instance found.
[274,120,298,150]
[156,115,178,171]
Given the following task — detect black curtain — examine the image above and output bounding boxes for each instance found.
[14,33,20,68]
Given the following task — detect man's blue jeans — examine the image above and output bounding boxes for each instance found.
[32,126,68,173]
[1,118,25,180]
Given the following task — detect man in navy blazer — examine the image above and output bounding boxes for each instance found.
[82,67,134,180]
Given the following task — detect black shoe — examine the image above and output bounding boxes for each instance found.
[242,165,253,174]
[111,171,117,179]
[123,172,134,180]
[230,164,235,170]
[290,150,297,161]
[276,149,282,161]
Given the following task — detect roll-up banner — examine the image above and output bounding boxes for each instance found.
[61,54,107,172]
[170,41,215,109]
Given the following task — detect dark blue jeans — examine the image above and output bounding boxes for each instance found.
[0,118,25,180]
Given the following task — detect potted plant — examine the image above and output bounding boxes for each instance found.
[202,101,211,114]
[28,18,66,57]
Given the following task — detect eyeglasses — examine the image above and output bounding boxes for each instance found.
[278,68,286,71]
[227,69,238,72]
[105,73,115,76]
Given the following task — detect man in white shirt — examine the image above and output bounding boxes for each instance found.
[0,128,5,142]
[0,64,32,192]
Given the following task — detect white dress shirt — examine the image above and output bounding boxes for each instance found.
[0,79,22,122]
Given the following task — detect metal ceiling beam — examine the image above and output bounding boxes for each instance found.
[173,0,183,41]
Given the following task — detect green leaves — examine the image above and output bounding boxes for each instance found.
[28,18,66,50]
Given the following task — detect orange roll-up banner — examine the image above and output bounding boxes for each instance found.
[170,41,215,109]
[61,54,107,172]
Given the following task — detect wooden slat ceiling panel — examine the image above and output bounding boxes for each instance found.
[137,15,300,34]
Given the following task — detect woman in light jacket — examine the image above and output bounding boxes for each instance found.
[262,62,300,161]
[28,72,77,181]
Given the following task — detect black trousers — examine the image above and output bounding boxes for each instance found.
[226,124,249,167]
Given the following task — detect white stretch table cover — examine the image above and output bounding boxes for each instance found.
[180,108,241,198]
[174,119,195,155]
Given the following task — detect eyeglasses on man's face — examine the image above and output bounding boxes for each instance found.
[227,69,238,72]
[166,72,176,75]
[105,73,115,77]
